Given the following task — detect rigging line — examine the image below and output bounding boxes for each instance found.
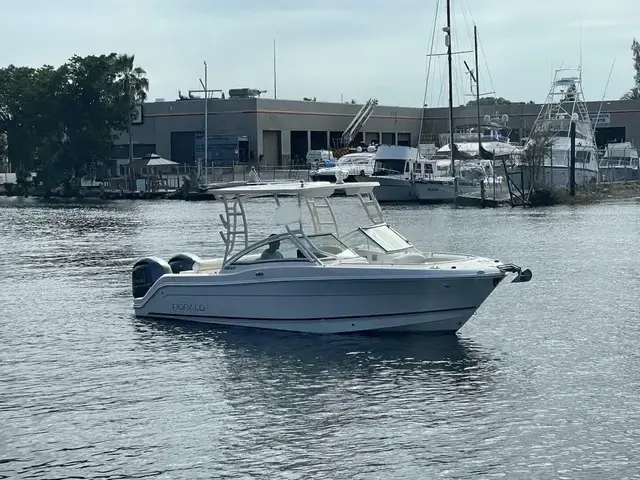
[436,57,445,110]
[419,0,441,143]
[459,0,475,56]
[478,33,496,97]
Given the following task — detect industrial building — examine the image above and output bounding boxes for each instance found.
[114,90,640,168]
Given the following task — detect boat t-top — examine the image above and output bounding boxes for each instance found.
[131,180,532,334]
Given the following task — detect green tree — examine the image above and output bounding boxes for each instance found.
[0,53,149,194]
[620,38,640,100]
[466,96,512,107]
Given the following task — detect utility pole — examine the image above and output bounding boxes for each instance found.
[273,39,277,100]
[189,63,222,185]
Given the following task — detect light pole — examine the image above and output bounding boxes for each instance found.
[201,62,208,184]
[189,63,222,185]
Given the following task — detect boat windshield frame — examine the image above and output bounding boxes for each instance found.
[223,231,360,267]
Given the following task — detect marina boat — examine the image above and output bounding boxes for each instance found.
[130,181,532,334]
[598,142,639,182]
[518,68,600,188]
[410,21,513,203]
[355,145,432,202]
[432,115,521,166]
[310,146,376,183]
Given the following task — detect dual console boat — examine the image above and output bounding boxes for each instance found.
[131,181,532,334]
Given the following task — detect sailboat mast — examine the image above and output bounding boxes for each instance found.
[474,25,481,148]
[445,0,455,176]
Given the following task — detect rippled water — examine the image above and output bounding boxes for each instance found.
[1,197,640,479]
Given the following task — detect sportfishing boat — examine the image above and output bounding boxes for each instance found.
[520,68,599,188]
[130,180,532,334]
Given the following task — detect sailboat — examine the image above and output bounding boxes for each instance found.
[412,5,486,203]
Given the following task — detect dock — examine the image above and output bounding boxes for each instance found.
[456,191,511,208]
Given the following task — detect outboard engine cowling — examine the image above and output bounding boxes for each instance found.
[168,253,202,274]
[132,257,172,299]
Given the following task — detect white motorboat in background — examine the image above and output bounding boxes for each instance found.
[131,181,532,334]
[433,115,521,165]
[310,146,376,183]
[355,145,432,202]
[599,142,639,182]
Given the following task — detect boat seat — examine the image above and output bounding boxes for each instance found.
[193,258,224,272]
[391,253,428,265]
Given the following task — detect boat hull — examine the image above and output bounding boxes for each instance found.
[599,167,639,183]
[133,268,504,334]
[508,165,598,190]
[142,308,478,334]
[356,176,418,202]
[412,180,481,203]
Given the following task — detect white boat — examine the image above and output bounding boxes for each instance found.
[355,145,432,202]
[599,142,639,182]
[518,68,599,188]
[433,116,521,163]
[130,181,532,334]
[310,146,376,183]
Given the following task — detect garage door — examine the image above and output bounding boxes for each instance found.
[262,130,281,166]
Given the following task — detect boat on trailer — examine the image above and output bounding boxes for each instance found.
[131,181,532,334]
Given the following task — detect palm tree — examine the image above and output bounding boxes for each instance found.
[620,87,640,100]
[113,54,149,165]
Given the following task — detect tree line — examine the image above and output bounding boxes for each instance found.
[0,53,148,193]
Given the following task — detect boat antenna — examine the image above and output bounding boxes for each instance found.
[593,57,616,140]
[579,22,583,82]
[444,0,455,177]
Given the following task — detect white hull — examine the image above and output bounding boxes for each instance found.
[357,176,418,202]
[413,180,481,202]
[133,268,503,334]
[509,165,598,190]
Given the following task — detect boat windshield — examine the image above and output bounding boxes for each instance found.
[341,224,415,254]
[298,233,360,260]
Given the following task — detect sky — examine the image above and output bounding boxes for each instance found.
[1,0,638,107]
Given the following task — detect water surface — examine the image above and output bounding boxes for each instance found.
[1,197,639,479]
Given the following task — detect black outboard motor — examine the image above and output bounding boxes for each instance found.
[167,253,202,274]
[132,257,172,299]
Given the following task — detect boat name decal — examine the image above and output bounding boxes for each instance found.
[172,303,206,312]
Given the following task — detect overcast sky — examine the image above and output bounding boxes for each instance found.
[1,0,638,107]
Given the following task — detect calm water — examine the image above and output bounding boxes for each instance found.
[1,196,639,479]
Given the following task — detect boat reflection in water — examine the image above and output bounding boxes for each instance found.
[133,318,501,393]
